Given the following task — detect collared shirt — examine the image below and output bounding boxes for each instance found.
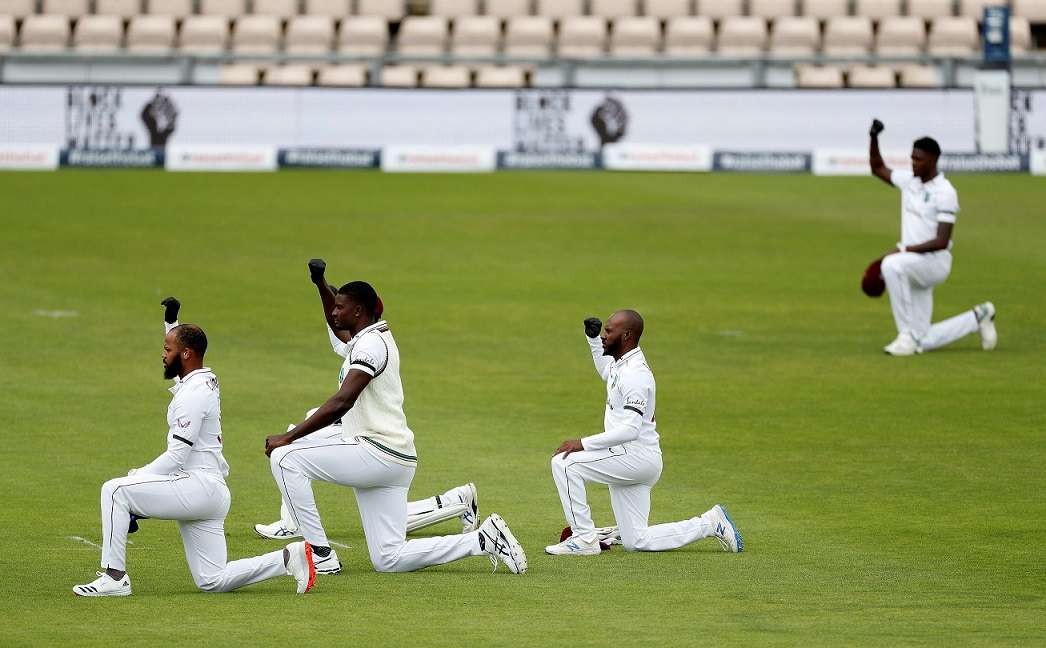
[581,336,660,451]
[891,170,959,249]
[337,320,417,466]
[139,366,230,477]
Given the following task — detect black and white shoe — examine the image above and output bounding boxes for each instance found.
[310,546,342,575]
[478,513,527,574]
[73,572,132,597]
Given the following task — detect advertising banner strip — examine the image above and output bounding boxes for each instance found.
[278,148,380,169]
[1031,150,1046,176]
[61,148,163,168]
[381,146,496,173]
[602,143,713,172]
[938,153,1028,172]
[497,151,602,170]
[812,149,912,176]
[0,144,60,170]
[166,146,277,172]
[713,151,812,173]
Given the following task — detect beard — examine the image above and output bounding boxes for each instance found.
[163,355,183,379]
[602,339,619,357]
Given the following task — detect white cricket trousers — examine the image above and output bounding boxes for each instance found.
[551,443,716,551]
[269,436,484,572]
[880,251,979,351]
[100,471,285,592]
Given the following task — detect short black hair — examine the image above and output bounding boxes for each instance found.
[913,137,941,157]
[338,281,379,316]
[174,324,208,358]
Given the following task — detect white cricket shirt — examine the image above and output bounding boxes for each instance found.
[337,320,417,465]
[581,336,660,451]
[139,367,230,477]
[890,170,959,249]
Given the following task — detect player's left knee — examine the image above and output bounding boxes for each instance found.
[196,578,223,593]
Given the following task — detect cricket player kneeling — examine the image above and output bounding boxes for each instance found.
[73,302,316,597]
[546,312,744,557]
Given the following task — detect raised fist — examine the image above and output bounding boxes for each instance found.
[869,119,885,137]
[584,317,602,338]
[308,258,326,283]
[161,297,180,324]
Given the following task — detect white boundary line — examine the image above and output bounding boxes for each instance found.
[329,541,350,549]
[66,536,102,549]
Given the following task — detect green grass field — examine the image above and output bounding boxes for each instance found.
[1,170,1044,646]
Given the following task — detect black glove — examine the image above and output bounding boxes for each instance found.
[869,119,884,137]
[584,317,602,338]
[161,297,180,324]
[308,258,326,283]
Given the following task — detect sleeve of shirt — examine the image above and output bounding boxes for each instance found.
[935,187,959,223]
[587,335,612,382]
[138,389,205,475]
[890,169,913,189]
[581,373,652,451]
[328,326,350,358]
[347,334,388,377]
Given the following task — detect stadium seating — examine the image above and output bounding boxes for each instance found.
[0,15,14,51]
[304,0,351,18]
[0,0,35,19]
[663,16,712,56]
[285,15,335,54]
[219,62,259,83]
[147,0,194,18]
[875,16,926,56]
[265,64,315,85]
[1010,16,1032,53]
[97,0,143,18]
[847,64,896,87]
[484,0,532,19]
[451,15,500,56]
[316,62,368,85]
[535,0,583,18]
[1014,0,1046,24]
[644,0,692,18]
[179,16,230,53]
[823,16,873,56]
[504,16,553,56]
[906,0,953,19]
[126,15,176,52]
[801,0,848,19]
[397,16,449,55]
[750,0,796,19]
[421,64,471,87]
[770,16,820,57]
[474,64,527,87]
[42,0,90,18]
[19,15,70,50]
[253,0,299,18]
[590,0,638,18]
[927,16,979,56]
[357,0,406,20]
[381,64,419,86]
[430,0,480,17]
[854,0,902,20]
[557,16,608,58]
[231,15,282,55]
[716,16,767,57]
[609,16,661,57]
[201,0,248,18]
[795,64,843,87]
[338,17,388,56]
[73,15,124,51]
[696,0,744,19]
[898,63,941,86]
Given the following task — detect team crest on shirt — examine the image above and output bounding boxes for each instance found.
[177,416,191,429]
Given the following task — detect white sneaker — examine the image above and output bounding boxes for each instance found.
[708,504,744,553]
[285,541,316,594]
[311,547,341,575]
[596,526,621,546]
[974,302,997,351]
[478,513,527,574]
[544,535,601,556]
[459,483,479,533]
[883,331,920,356]
[254,520,302,540]
[73,571,131,597]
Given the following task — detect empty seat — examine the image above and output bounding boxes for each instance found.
[285,15,333,53]
[959,0,999,19]
[591,0,638,17]
[796,64,843,87]
[232,15,282,54]
[127,15,176,52]
[853,0,902,19]
[179,15,230,53]
[1010,16,1032,53]
[750,0,795,19]
[769,16,819,56]
[19,15,70,50]
[557,16,607,57]
[41,0,89,17]
[397,16,447,55]
[0,15,14,51]
[876,16,925,55]
[421,64,471,87]
[486,0,531,18]
[265,64,314,85]
[504,15,553,56]
[380,64,418,86]
[801,0,847,19]
[716,16,767,56]
[474,64,526,86]
[535,0,583,17]
[430,0,479,16]
[200,0,247,17]
[644,0,691,17]
[907,0,953,19]
[695,0,743,18]
[316,63,368,85]
[1014,0,1046,24]
[610,16,660,56]
[219,63,259,84]
[927,16,978,55]
[898,63,941,86]
[664,15,712,55]
[147,0,194,17]
[823,16,873,55]
[96,0,142,18]
[451,15,500,56]
[0,0,35,19]
[304,0,350,16]
[338,16,388,55]
[356,0,406,19]
[74,15,123,50]
[254,0,299,17]
[848,64,896,87]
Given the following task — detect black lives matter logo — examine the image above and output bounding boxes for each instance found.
[590,95,628,147]
[513,90,586,153]
[65,86,178,150]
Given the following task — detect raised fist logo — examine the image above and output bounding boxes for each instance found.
[590,96,628,147]
[140,89,178,149]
